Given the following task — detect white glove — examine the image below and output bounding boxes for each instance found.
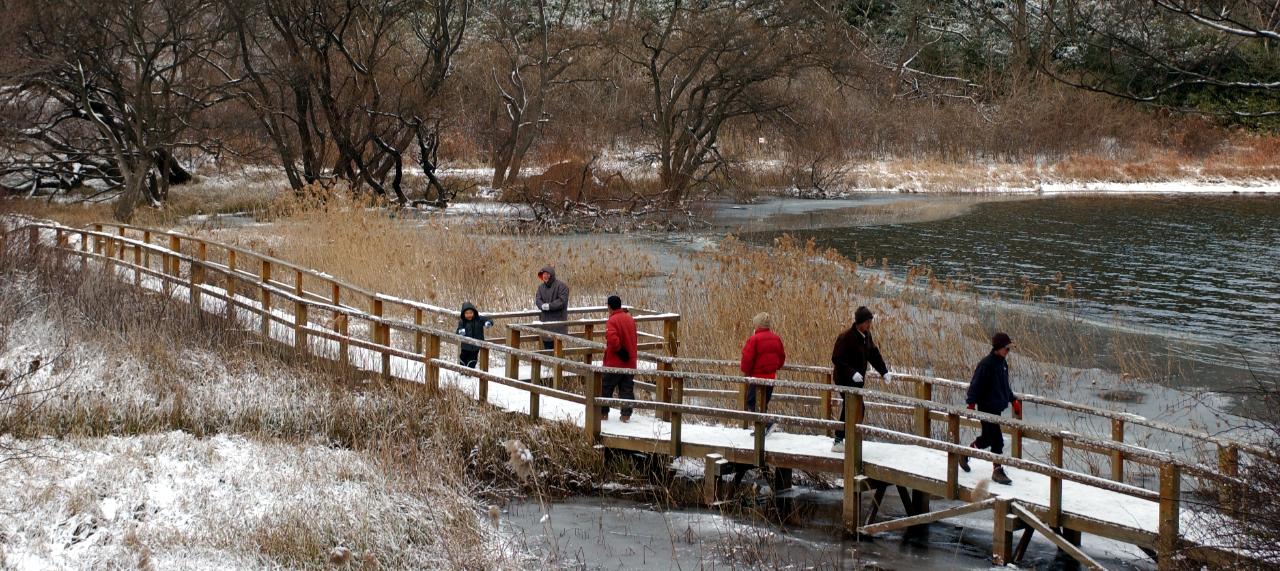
[884,372,895,382]
[852,373,864,384]
[457,328,466,335]
[540,303,550,311]
[484,320,494,328]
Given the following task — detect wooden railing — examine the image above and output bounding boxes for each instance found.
[4,220,1261,569]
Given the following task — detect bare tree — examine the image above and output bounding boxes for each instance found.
[1043,0,1280,117]
[484,0,603,189]
[619,0,831,204]
[222,0,470,204]
[0,0,233,221]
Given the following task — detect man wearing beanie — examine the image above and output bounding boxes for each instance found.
[830,306,892,452]
[960,332,1021,485]
[602,295,638,422]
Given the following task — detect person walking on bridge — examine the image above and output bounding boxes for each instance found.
[831,306,893,452]
[602,295,638,422]
[535,266,569,351]
[959,332,1022,485]
[456,302,493,369]
[740,312,786,435]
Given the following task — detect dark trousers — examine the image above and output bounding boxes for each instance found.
[601,373,634,417]
[833,382,864,440]
[972,406,1005,457]
[459,349,479,369]
[542,339,555,351]
[745,384,774,413]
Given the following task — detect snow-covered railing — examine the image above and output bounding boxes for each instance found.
[2,220,1261,570]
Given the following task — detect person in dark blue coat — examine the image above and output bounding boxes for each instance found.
[959,332,1022,485]
[457,302,494,368]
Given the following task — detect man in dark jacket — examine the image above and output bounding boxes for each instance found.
[456,302,494,368]
[959,332,1021,485]
[830,306,892,452]
[535,266,570,350]
[602,295,638,422]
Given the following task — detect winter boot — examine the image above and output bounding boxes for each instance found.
[831,438,845,453]
[957,440,972,473]
[620,415,631,423]
[992,466,1012,485]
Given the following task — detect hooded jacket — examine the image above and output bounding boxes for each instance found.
[535,266,570,334]
[831,325,887,387]
[966,351,1015,412]
[604,308,639,368]
[741,328,786,377]
[456,302,493,353]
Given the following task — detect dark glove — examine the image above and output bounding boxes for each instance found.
[1012,399,1023,416]
[967,403,976,411]
[617,347,630,364]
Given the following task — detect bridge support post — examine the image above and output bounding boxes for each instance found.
[425,332,441,393]
[259,260,272,339]
[703,453,725,505]
[842,392,865,533]
[505,329,520,381]
[657,362,673,422]
[1157,463,1181,571]
[478,348,490,403]
[993,498,1014,565]
[585,370,602,443]
[1111,418,1126,482]
[225,251,237,322]
[1217,443,1239,509]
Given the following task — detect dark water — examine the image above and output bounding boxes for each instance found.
[751,195,1280,385]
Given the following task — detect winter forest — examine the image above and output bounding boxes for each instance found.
[1,1,1279,570]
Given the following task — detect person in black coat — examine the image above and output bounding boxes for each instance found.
[960,332,1022,485]
[457,302,494,368]
[830,306,894,452]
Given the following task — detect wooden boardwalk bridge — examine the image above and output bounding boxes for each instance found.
[5,220,1273,570]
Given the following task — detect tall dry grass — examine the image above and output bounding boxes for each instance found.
[0,240,603,568]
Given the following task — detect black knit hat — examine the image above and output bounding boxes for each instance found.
[607,295,622,310]
[992,332,1013,350]
[854,306,874,324]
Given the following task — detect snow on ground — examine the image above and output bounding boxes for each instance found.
[0,431,505,570]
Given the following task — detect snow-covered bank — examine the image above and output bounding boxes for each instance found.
[0,431,508,570]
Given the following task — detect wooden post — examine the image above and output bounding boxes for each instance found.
[662,317,679,357]
[142,230,151,270]
[93,223,103,254]
[754,392,767,467]
[842,391,864,532]
[703,454,723,505]
[1157,463,1181,570]
[337,314,350,367]
[582,323,594,365]
[1218,443,1239,507]
[657,362,673,422]
[552,338,564,389]
[225,251,237,321]
[946,413,960,500]
[168,235,181,281]
[259,260,272,338]
[1049,435,1064,527]
[824,372,835,437]
[670,377,683,457]
[191,242,206,309]
[1011,399,1025,459]
[531,359,542,387]
[993,498,1015,565]
[130,233,140,286]
[505,329,520,380]
[372,299,389,379]
[425,332,441,393]
[414,308,424,354]
[1111,419,1125,482]
[478,348,490,403]
[292,270,306,354]
[585,370,602,443]
[913,381,932,438]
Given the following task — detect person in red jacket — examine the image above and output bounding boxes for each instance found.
[741,312,786,434]
[603,295,639,422]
